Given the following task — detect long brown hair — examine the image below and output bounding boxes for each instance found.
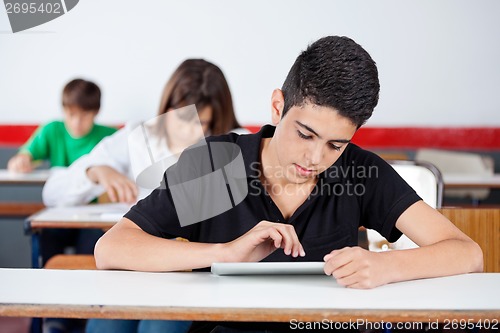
[156,59,241,135]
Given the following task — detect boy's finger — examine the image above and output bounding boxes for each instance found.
[330,260,357,280]
[279,226,298,256]
[324,251,353,275]
[324,247,347,261]
[276,226,295,256]
[299,245,306,257]
[281,226,302,257]
[266,228,283,249]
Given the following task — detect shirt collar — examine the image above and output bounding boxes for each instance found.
[238,124,274,179]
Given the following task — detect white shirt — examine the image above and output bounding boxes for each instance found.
[42,122,249,206]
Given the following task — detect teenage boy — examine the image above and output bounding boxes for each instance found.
[95,36,482,332]
[7,78,116,173]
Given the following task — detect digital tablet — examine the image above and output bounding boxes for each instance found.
[211,262,325,276]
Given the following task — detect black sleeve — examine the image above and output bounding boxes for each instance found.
[124,135,237,241]
[351,148,422,242]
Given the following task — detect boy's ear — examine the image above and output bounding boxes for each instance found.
[270,89,285,125]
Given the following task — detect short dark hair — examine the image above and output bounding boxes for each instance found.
[281,36,380,128]
[62,79,101,112]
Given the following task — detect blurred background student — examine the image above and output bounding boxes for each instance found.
[8,78,116,333]
[42,59,247,333]
[12,79,117,270]
[7,79,116,173]
[43,59,246,207]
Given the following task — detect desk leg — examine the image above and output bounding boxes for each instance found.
[31,232,41,269]
[30,318,42,333]
[30,232,43,333]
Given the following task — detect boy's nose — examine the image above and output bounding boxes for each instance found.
[75,118,82,125]
[307,144,323,166]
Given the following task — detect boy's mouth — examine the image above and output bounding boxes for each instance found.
[294,164,314,177]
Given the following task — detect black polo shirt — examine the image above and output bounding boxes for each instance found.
[125,125,421,262]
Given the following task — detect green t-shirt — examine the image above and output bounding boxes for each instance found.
[20,121,117,167]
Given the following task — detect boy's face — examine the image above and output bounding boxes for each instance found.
[269,90,357,185]
[63,106,97,138]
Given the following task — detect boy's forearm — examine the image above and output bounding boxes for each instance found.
[384,238,483,284]
[95,221,228,272]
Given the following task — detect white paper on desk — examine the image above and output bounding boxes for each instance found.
[0,169,51,182]
[32,203,132,222]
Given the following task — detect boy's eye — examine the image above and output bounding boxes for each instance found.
[297,130,312,140]
[329,143,341,151]
[298,130,342,151]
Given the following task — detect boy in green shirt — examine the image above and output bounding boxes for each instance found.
[8,79,116,333]
[7,78,116,173]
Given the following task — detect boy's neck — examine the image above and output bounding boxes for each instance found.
[259,137,277,185]
[258,136,318,220]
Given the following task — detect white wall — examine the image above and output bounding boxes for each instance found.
[0,0,499,126]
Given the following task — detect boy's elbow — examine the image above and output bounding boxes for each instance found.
[475,243,484,273]
[94,235,113,270]
[470,241,484,273]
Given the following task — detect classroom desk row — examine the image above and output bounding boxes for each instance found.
[1,204,499,330]
[25,203,131,268]
[0,269,499,323]
[443,173,500,189]
[0,170,49,219]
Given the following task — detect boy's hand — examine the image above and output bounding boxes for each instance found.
[86,165,138,203]
[7,153,34,173]
[323,247,390,289]
[223,221,306,262]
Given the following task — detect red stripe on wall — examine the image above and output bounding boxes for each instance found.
[244,125,262,134]
[0,125,39,146]
[352,127,500,150]
[1,125,499,150]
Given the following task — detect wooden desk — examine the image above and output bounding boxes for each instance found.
[443,173,500,189]
[26,203,129,229]
[25,203,130,268]
[0,269,498,323]
[438,208,500,273]
[0,202,45,217]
